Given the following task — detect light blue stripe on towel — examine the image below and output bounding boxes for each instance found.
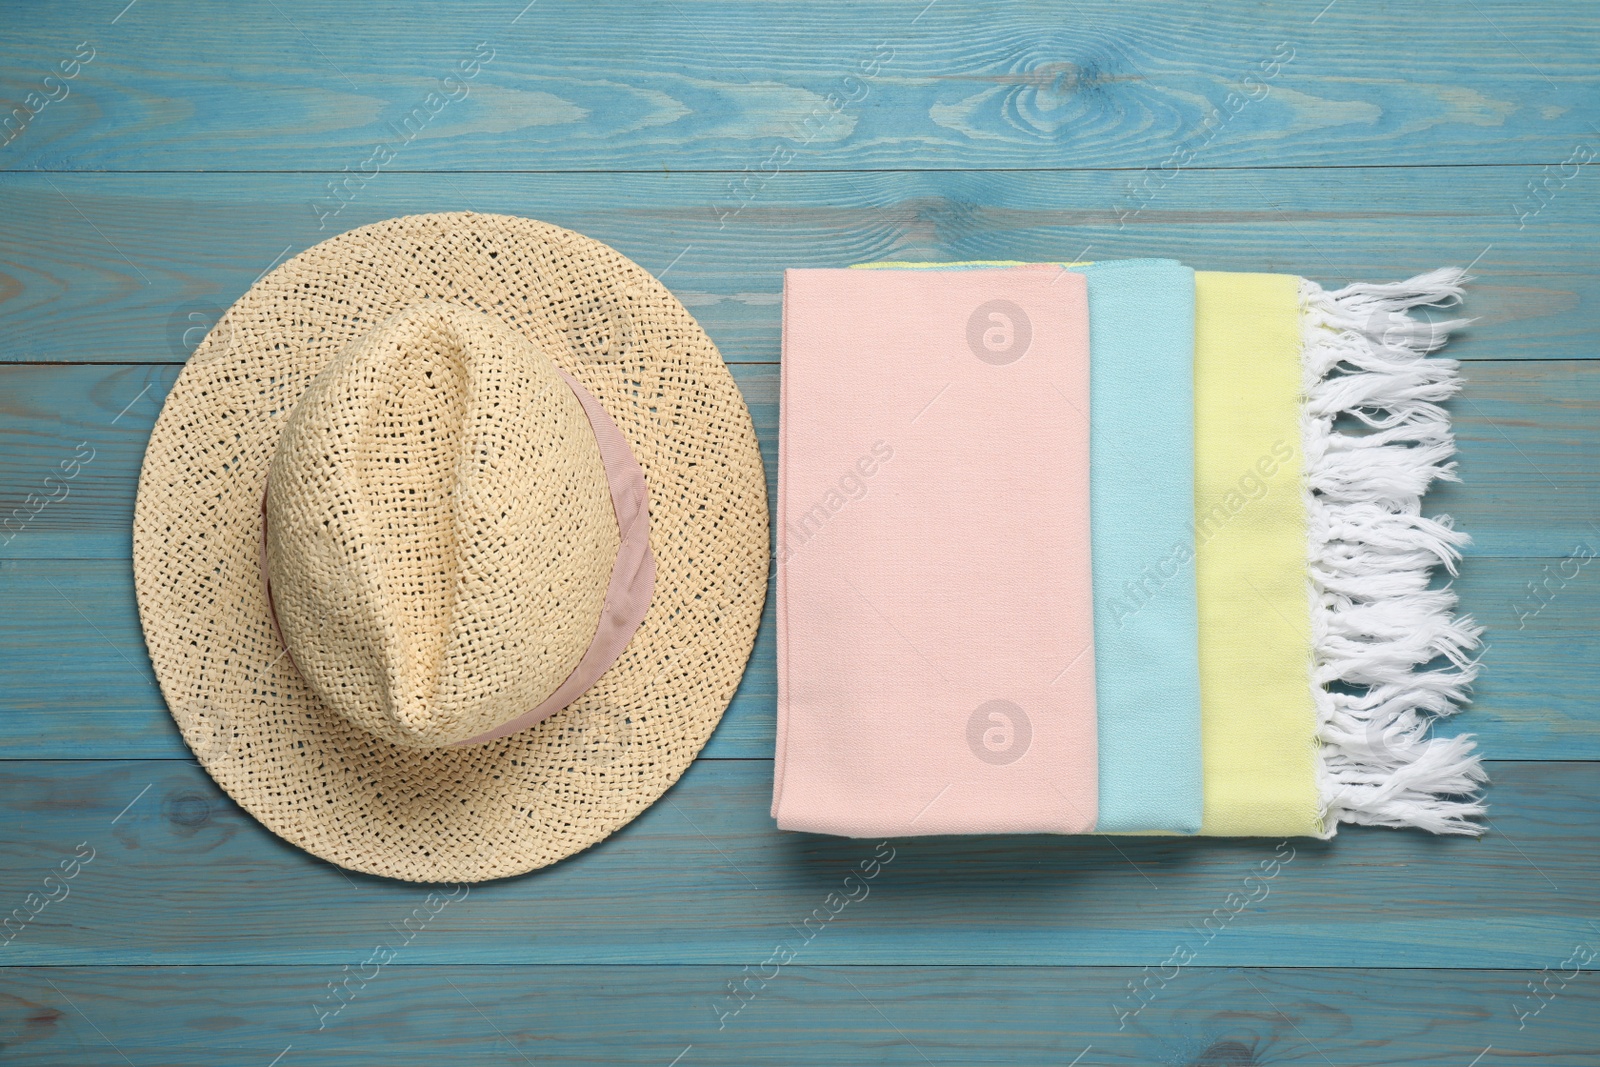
[1075,259,1202,833]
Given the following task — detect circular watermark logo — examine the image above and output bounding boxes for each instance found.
[187,697,234,765]
[967,300,1032,365]
[571,711,638,769]
[166,300,224,359]
[966,699,1031,765]
[1359,308,1451,353]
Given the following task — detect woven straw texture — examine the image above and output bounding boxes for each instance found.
[133,213,770,883]
[265,301,618,749]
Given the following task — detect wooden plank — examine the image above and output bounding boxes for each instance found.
[0,552,1589,761]
[0,364,178,559]
[0,168,1594,364]
[2,965,1597,1066]
[1430,358,1600,556]
[1,360,1593,561]
[0,0,1595,172]
[0,758,1593,967]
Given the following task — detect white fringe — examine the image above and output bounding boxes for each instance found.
[1301,268,1487,836]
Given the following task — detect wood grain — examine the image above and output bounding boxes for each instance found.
[0,0,1595,172]
[0,169,1595,364]
[2,965,1597,1066]
[0,758,1593,968]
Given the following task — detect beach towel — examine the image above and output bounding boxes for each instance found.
[784,260,1485,838]
[773,267,1097,836]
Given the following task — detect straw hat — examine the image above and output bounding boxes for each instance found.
[133,213,769,883]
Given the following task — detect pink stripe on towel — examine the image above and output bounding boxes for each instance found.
[774,268,1097,836]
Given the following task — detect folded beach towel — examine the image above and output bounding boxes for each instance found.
[774,267,1097,836]
[1194,268,1484,836]
[783,260,1484,839]
[854,259,1202,834]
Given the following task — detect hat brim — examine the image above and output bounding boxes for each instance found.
[133,213,769,883]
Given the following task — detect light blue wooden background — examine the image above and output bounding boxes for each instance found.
[2,1,1597,1063]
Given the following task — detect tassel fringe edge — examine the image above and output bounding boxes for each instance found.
[1301,267,1488,837]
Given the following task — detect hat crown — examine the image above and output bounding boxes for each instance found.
[263,301,619,748]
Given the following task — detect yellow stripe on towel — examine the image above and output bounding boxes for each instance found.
[1193,271,1322,837]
